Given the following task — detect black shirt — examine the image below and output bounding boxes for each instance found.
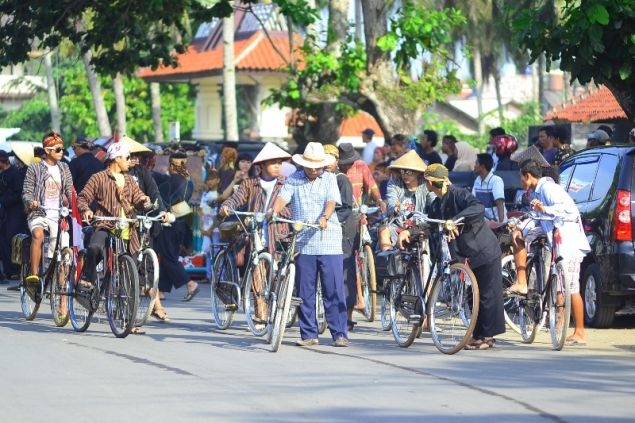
[69,153,105,194]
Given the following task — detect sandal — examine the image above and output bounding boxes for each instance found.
[182,286,200,302]
[131,326,146,335]
[151,307,170,322]
[24,275,40,285]
[464,337,496,350]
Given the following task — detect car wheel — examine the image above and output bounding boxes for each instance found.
[581,263,616,328]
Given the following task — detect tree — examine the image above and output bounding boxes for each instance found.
[222,2,239,142]
[514,0,635,120]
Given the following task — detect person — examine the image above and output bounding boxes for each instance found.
[361,128,379,165]
[397,163,505,350]
[417,130,443,166]
[372,161,390,200]
[597,124,613,143]
[218,142,292,328]
[489,134,519,171]
[538,126,559,165]
[0,150,28,281]
[323,145,358,331]
[368,146,386,174]
[441,135,458,171]
[337,143,386,212]
[22,132,74,287]
[472,153,507,222]
[552,126,576,166]
[377,150,430,251]
[68,136,104,194]
[629,128,635,144]
[386,134,410,165]
[488,127,507,169]
[270,142,349,347]
[153,152,200,302]
[218,152,252,202]
[506,159,590,345]
[452,141,478,172]
[200,170,221,256]
[586,129,610,148]
[217,144,238,195]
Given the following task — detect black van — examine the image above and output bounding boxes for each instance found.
[558,145,635,327]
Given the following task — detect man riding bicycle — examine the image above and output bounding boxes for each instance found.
[22,131,74,286]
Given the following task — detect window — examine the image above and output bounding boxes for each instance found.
[566,156,600,204]
[590,154,619,201]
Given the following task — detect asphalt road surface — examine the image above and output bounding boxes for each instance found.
[1,282,633,423]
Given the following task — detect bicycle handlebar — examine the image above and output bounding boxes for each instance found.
[272,216,321,230]
[41,206,71,217]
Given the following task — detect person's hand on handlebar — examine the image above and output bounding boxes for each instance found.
[82,210,94,222]
[444,220,459,241]
[219,206,230,218]
[397,229,411,250]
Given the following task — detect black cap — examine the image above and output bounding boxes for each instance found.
[0,150,9,161]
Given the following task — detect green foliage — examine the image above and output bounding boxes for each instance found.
[0,95,51,142]
[497,101,543,147]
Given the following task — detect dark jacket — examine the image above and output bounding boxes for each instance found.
[69,152,105,194]
[428,185,500,268]
[129,165,166,212]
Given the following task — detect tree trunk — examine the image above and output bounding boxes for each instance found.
[538,53,547,116]
[473,46,484,134]
[354,0,363,41]
[150,82,164,142]
[43,52,61,133]
[113,73,126,135]
[494,72,504,124]
[82,50,111,137]
[223,2,239,142]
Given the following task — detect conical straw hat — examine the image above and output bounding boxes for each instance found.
[253,142,291,164]
[511,145,550,166]
[120,135,151,154]
[388,150,427,173]
[8,141,35,166]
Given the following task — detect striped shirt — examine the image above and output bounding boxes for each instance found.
[23,160,74,222]
[278,170,342,255]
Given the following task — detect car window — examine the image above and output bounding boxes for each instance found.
[559,163,573,189]
[566,156,599,204]
[590,154,619,201]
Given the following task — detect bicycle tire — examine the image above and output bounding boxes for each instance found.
[50,247,72,327]
[270,263,295,352]
[135,248,159,326]
[518,257,540,343]
[390,268,420,348]
[19,262,41,321]
[69,250,94,332]
[428,262,479,355]
[106,254,139,338]
[380,281,392,331]
[210,250,238,330]
[244,252,273,337]
[317,281,327,335]
[549,260,571,351]
[361,244,377,322]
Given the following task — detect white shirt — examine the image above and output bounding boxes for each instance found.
[43,161,62,220]
[362,140,379,164]
[472,171,507,222]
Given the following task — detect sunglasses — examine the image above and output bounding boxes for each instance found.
[46,147,64,154]
[400,169,416,176]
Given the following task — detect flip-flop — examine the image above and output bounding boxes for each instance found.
[151,308,170,322]
[131,327,146,335]
[464,338,496,350]
[565,339,587,346]
[182,286,200,302]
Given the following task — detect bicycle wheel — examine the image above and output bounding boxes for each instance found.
[517,257,541,343]
[549,260,571,350]
[380,281,392,331]
[361,244,377,322]
[69,250,94,332]
[390,268,421,348]
[210,250,238,330]
[428,262,479,354]
[20,262,42,321]
[106,254,139,338]
[270,263,295,352]
[244,252,273,337]
[135,248,159,326]
[501,254,522,333]
[316,281,327,335]
[50,247,72,327]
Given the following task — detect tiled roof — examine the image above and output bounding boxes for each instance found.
[138,31,301,80]
[544,86,626,122]
[340,111,384,138]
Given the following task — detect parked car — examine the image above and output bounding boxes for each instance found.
[558,145,635,327]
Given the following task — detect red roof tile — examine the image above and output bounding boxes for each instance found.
[138,32,301,80]
[544,86,626,122]
[340,111,384,138]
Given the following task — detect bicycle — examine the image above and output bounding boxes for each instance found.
[15,206,73,326]
[209,211,273,337]
[134,212,164,326]
[68,216,140,338]
[268,216,320,352]
[353,205,380,322]
[507,212,572,350]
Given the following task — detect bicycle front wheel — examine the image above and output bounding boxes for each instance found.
[380,280,392,331]
[360,245,377,322]
[428,263,479,355]
[210,250,238,330]
[390,269,421,348]
[517,257,541,343]
[50,247,72,327]
[20,262,42,320]
[135,248,159,326]
[106,254,139,338]
[69,250,94,332]
[244,252,273,337]
[270,263,295,352]
[549,261,571,351]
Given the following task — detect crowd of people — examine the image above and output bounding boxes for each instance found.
[2,123,624,347]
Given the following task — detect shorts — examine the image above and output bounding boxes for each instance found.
[28,216,66,259]
[519,219,545,248]
[562,256,582,294]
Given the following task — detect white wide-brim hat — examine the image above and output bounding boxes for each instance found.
[292,142,335,169]
[8,142,35,166]
[253,142,291,164]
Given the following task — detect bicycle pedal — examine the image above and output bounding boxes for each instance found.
[291,297,303,307]
[225,304,238,311]
[408,314,423,324]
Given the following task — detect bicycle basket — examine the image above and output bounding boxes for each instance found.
[375,249,406,280]
[219,221,240,240]
[11,233,30,265]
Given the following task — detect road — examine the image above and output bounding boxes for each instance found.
[0,282,633,423]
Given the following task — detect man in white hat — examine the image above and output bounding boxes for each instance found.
[270,142,349,347]
[218,142,293,328]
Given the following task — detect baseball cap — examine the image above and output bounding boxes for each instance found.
[362,128,375,137]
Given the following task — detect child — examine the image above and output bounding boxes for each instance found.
[200,170,220,256]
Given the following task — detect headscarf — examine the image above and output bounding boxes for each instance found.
[323,144,339,158]
[424,163,452,196]
[170,153,189,178]
[42,131,64,148]
[453,141,478,172]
